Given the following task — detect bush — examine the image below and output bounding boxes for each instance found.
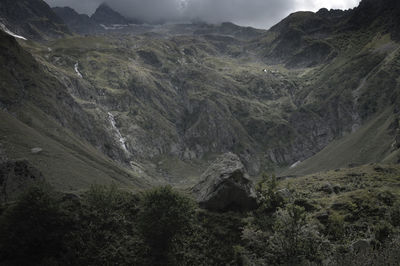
[268,204,329,265]
[389,201,400,227]
[0,184,72,265]
[138,186,195,264]
[64,184,148,265]
[240,203,329,265]
[254,174,284,231]
[326,212,346,241]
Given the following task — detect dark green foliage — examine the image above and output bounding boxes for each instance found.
[138,186,195,264]
[332,235,400,266]
[268,204,328,265]
[196,211,245,265]
[325,212,346,241]
[0,184,72,265]
[64,184,148,265]
[389,201,400,227]
[1,175,400,265]
[254,174,284,230]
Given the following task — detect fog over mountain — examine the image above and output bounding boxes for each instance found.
[44,0,360,28]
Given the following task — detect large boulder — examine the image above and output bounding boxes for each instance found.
[192,153,257,211]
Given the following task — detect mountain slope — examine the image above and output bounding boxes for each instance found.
[0,0,399,190]
[53,7,103,35]
[0,0,70,40]
[0,29,152,191]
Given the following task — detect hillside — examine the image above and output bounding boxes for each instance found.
[0,0,399,191]
[0,0,70,40]
[1,0,400,265]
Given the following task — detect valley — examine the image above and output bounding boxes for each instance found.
[0,0,399,264]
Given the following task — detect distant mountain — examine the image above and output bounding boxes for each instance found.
[91,3,141,26]
[0,0,70,40]
[254,9,351,68]
[193,22,265,40]
[53,7,103,35]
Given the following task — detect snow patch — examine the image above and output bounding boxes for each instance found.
[108,112,129,154]
[0,23,27,40]
[74,62,83,78]
[290,161,301,169]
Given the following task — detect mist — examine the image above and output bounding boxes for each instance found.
[44,0,360,29]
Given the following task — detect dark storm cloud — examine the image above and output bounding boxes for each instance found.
[44,0,360,29]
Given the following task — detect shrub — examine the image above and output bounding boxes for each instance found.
[389,201,400,227]
[326,212,346,241]
[138,186,195,264]
[0,184,72,265]
[64,184,147,265]
[241,203,329,265]
[268,204,328,265]
[254,174,284,231]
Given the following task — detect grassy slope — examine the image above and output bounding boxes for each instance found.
[0,108,150,192]
[279,163,400,233]
[282,108,399,176]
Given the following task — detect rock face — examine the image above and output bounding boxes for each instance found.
[91,3,131,26]
[0,160,45,203]
[192,153,257,211]
[53,7,103,35]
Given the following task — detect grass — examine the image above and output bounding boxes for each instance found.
[279,163,400,234]
[282,108,398,176]
[0,107,151,193]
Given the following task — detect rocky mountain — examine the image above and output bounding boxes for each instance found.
[91,3,139,26]
[0,0,399,193]
[0,0,70,40]
[53,7,103,35]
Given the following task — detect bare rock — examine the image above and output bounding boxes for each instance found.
[192,153,257,212]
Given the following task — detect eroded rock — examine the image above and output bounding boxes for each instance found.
[192,153,257,212]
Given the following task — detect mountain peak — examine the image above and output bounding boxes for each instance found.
[91,2,129,25]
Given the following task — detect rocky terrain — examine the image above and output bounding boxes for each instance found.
[0,0,400,265]
[0,0,399,193]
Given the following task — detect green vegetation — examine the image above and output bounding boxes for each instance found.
[1,164,399,265]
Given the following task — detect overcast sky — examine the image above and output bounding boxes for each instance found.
[44,0,361,29]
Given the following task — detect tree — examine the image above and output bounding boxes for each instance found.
[268,204,328,265]
[138,186,195,264]
[0,184,72,265]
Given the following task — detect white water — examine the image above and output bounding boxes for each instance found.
[108,112,129,153]
[290,161,301,169]
[74,62,83,78]
[0,23,27,40]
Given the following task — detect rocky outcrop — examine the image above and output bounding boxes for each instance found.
[0,160,45,203]
[192,153,257,212]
